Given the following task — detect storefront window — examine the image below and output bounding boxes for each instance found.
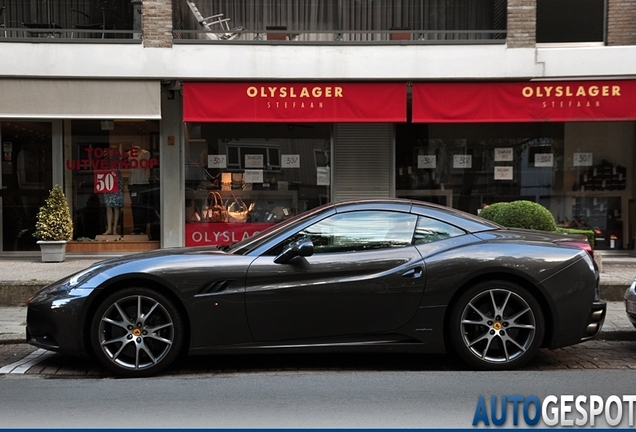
[67,120,160,249]
[397,121,633,250]
[396,123,565,215]
[0,121,53,251]
[185,122,331,247]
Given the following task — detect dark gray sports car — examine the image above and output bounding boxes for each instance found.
[27,199,606,377]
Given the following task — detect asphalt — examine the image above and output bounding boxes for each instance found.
[0,252,634,344]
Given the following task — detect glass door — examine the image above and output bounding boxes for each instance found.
[0,121,53,251]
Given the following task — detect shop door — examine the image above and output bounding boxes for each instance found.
[0,122,53,251]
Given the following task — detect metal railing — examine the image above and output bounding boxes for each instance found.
[0,26,139,42]
[173,29,507,45]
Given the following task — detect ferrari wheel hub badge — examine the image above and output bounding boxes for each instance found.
[132,328,142,337]
[492,322,503,331]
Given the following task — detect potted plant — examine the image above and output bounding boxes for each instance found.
[33,185,74,262]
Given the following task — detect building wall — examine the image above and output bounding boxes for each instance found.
[142,0,173,48]
[608,0,636,45]
[507,0,536,48]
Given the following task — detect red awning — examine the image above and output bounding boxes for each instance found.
[183,82,406,123]
[412,80,636,123]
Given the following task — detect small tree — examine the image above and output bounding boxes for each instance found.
[33,185,74,241]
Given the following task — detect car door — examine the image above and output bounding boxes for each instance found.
[244,210,426,342]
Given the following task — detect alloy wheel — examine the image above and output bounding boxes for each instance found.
[92,288,183,377]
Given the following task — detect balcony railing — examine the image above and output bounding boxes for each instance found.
[0,0,138,42]
[173,29,507,44]
[173,0,507,45]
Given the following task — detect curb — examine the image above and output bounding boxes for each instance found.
[0,282,44,307]
[0,281,630,306]
[601,284,627,302]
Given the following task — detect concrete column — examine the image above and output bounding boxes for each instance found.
[160,84,185,248]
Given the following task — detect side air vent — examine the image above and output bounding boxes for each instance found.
[195,280,236,297]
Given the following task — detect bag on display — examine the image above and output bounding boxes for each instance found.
[206,192,228,223]
[226,196,251,223]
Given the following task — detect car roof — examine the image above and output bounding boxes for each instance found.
[332,198,501,233]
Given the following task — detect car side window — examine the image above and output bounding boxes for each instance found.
[269,210,417,255]
[413,216,466,245]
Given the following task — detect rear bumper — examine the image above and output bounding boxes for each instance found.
[580,300,606,341]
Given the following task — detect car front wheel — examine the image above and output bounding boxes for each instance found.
[90,287,184,377]
[449,280,545,370]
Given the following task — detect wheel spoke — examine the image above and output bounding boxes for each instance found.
[111,338,134,361]
[146,333,173,345]
[141,301,160,326]
[507,322,536,330]
[480,335,495,359]
[466,301,490,323]
[507,306,531,323]
[102,316,128,330]
[114,302,133,325]
[467,332,491,349]
[136,342,157,368]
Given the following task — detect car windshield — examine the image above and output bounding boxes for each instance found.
[227,203,334,255]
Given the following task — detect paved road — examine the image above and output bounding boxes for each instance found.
[2,368,636,428]
[2,337,636,377]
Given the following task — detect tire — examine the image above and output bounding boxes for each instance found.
[90,287,184,378]
[448,280,545,370]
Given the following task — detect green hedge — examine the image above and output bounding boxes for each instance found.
[479,200,557,232]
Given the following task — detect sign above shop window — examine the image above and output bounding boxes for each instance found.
[412,80,636,123]
[183,82,406,123]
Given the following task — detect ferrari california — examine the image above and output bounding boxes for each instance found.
[27,198,606,377]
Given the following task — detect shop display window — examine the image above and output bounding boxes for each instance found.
[396,123,566,215]
[396,122,633,250]
[0,121,53,251]
[67,120,160,251]
[185,123,330,247]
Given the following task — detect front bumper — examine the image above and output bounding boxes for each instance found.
[26,288,91,357]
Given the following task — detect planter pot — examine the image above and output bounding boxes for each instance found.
[37,240,68,263]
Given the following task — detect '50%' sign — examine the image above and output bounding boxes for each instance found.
[94,170,119,194]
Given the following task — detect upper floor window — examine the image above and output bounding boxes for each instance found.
[537,0,605,44]
[174,0,507,43]
[2,0,137,40]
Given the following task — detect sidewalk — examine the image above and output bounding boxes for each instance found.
[0,252,634,344]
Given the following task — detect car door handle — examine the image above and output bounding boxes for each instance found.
[402,267,423,279]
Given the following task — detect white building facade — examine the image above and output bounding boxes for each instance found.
[1,0,635,255]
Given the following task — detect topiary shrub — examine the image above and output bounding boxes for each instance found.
[479,200,557,232]
[33,185,74,241]
[478,202,508,224]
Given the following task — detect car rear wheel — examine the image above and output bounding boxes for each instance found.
[90,287,184,377]
[449,280,545,370]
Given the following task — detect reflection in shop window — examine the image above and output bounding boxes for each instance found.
[185,123,331,247]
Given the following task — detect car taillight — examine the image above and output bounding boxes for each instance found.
[555,239,594,258]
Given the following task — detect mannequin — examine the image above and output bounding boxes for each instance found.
[103,170,124,235]
[128,145,151,235]
[103,206,121,235]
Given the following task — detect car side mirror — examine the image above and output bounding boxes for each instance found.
[274,238,315,264]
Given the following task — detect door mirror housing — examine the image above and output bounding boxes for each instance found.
[274,238,315,264]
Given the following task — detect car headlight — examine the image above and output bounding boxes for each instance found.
[30,265,102,301]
